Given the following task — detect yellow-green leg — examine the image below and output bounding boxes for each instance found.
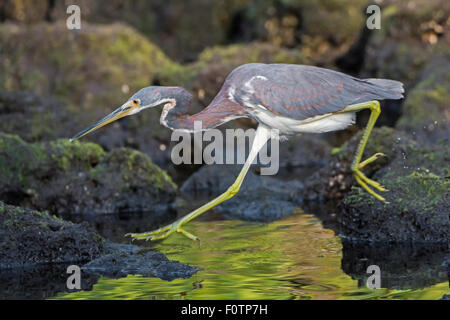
[339,100,388,202]
[126,125,273,242]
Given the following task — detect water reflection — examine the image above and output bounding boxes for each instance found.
[52,213,449,300]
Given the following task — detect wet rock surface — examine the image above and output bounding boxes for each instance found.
[301,123,449,243]
[0,200,199,292]
[0,0,449,299]
[181,164,304,222]
[0,263,100,300]
[339,137,449,243]
[303,127,409,201]
[82,242,199,281]
[0,201,104,269]
[0,133,176,214]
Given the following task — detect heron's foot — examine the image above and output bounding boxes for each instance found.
[125,218,200,242]
[352,153,388,202]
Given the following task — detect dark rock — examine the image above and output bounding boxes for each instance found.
[341,240,448,290]
[396,59,450,142]
[0,22,176,173]
[46,0,367,63]
[302,125,449,243]
[277,133,332,180]
[441,294,450,300]
[303,127,410,201]
[82,242,199,281]
[180,164,303,222]
[0,0,49,23]
[0,22,174,107]
[358,0,450,128]
[49,0,248,62]
[0,133,177,214]
[361,0,450,88]
[0,90,73,142]
[339,136,449,243]
[0,263,99,300]
[0,201,104,269]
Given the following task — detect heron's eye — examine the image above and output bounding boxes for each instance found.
[132,99,140,106]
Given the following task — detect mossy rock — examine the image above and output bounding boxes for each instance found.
[156,42,309,115]
[303,126,413,200]
[48,0,250,62]
[5,0,368,64]
[396,59,450,142]
[0,0,49,23]
[0,133,177,214]
[340,137,449,243]
[0,21,176,122]
[0,201,104,269]
[0,90,74,143]
[0,22,178,173]
[191,0,367,64]
[46,0,366,63]
[361,0,450,87]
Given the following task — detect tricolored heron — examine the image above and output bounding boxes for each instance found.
[71,63,404,241]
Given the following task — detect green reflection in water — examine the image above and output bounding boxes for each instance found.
[53,213,449,300]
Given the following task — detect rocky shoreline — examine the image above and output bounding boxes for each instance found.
[0,0,448,288]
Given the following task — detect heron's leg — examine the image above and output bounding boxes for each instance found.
[126,125,272,242]
[339,100,388,201]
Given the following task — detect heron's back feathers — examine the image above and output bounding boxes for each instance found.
[224,64,405,121]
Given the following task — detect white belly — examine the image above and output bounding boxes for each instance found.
[253,109,356,135]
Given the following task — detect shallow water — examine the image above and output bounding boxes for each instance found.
[48,212,449,300]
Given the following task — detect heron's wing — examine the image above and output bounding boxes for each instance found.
[234,65,400,121]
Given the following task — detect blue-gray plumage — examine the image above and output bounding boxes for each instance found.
[227,63,403,121]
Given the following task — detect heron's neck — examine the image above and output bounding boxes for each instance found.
[159,87,198,132]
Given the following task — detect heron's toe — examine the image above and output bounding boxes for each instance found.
[358,152,387,169]
[125,221,200,242]
[353,170,388,202]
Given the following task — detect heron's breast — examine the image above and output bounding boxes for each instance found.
[252,109,356,134]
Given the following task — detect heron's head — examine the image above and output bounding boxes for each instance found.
[70,86,178,142]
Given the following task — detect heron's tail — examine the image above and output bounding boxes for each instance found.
[364,78,405,99]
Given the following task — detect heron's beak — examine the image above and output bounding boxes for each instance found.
[70,101,136,142]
